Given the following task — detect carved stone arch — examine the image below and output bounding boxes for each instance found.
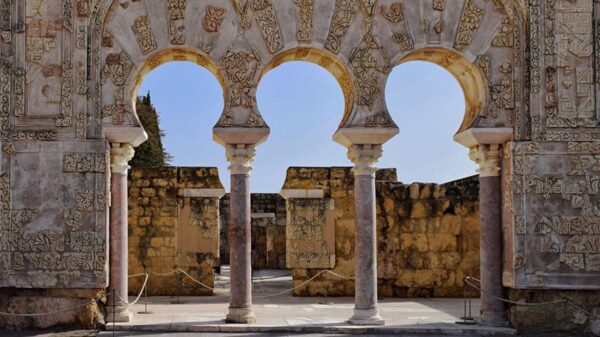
[375,0,525,139]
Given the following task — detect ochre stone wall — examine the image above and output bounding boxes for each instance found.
[128,167,223,296]
[283,167,480,298]
[376,176,480,298]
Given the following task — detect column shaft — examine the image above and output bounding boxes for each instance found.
[348,144,384,326]
[353,174,379,310]
[478,175,507,326]
[108,171,132,322]
[225,144,256,323]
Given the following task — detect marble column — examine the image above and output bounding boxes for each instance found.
[225,144,257,324]
[348,144,385,326]
[107,143,135,323]
[469,144,508,327]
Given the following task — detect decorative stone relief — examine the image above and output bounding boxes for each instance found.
[424,0,444,44]
[167,0,186,45]
[545,1,596,129]
[0,142,108,288]
[0,0,11,43]
[103,52,133,87]
[380,3,413,52]
[132,15,157,55]
[350,33,389,111]
[251,0,284,53]
[505,141,600,288]
[286,198,335,269]
[294,0,314,42]
[219,49,265,127]
[492,17,514,47]
[76,0,89,17]
[454,0,485,50]
[189,198,219,239]
[55,62,73,127]
[325,0,358,53]
[202,5,226,33]
[63,153,106,173]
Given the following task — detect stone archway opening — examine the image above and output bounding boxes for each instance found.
[126,52,230,300]
[376,58,482,302]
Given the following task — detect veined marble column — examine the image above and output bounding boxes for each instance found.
[469,144,508,327]
[108,143,135,323]
[225,144,257,324]
[348,144,385,326]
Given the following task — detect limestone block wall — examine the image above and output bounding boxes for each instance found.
[128,167,224,296]
[376,176,480,298]
[283,167,480,298]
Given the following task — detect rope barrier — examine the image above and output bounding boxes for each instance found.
[4,268,598,323]
[464,276,600,320]
[117,273,149,307]
[0,291,112,317]
[177,268,215,291]
[254,269,353,299]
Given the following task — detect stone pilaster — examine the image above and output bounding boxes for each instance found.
[469,144,508,327]
[225,144,257,324]
[108,143,135,322]
[348,144,385,326]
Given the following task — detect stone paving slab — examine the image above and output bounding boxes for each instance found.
[108,297,516,336]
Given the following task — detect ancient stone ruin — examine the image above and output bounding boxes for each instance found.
[0,0,599,334]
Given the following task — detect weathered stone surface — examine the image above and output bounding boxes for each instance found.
[128,167,223,296]
[4,0,600,333]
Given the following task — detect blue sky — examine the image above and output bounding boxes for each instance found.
[138,61,477,192]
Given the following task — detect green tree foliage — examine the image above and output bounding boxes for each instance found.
[130,92,172,168]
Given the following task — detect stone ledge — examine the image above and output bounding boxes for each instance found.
[109,322,517,335]
[279,189,324,199]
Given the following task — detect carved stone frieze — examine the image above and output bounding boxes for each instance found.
[103,52,133,87]
[202,5,226,33]
[132,15,157,55]
[251,0,284,53]
[294,0,314,42]
[350,33,389,110]
[454,0,485,50]
[325,0,358,53]
[167,0,186,45]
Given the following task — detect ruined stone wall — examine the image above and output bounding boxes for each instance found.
[283,167,480,298]
[128,167,224,296]
[376,176,480,298]
[220,193,287,270]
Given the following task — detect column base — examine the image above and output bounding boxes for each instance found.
[106,308,133,323]
[226,307,256,324]
[478,311,509,327]
[349,308,385,326]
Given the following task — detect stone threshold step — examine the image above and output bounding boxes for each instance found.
[108,323,517,336]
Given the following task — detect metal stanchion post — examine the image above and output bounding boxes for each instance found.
[456,278,476,325]
[138,266,153,314]
[171,267,186,304]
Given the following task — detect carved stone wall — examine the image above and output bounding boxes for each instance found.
[128,167,224,296]
[4,0,600,333]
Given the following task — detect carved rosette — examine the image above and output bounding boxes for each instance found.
[226,144,256,175]
[348,144,382,176]
[469,144,501,177]
[110,144,135,174]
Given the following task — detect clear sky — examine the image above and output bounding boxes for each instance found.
[138,60,477,192]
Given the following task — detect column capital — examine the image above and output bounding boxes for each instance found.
[110,143,135,174]
[348,144,382,176]
[226,144,256,175]
[469,144,501,177]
